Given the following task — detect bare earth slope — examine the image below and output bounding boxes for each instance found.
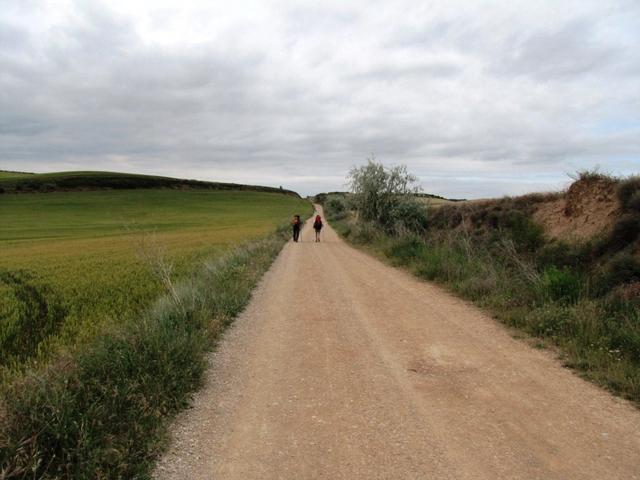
[155,207,640,480]
[533,177,619,240]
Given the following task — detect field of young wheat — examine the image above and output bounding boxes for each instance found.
[0,189,310,369]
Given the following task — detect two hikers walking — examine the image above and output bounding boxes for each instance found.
[291,214,323,242]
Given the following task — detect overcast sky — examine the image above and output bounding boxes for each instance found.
[1,0,639,198]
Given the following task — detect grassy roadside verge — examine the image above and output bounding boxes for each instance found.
[0,225,292,479]
[324,189,640,405]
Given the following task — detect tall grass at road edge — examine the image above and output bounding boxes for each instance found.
[0,226,290,479]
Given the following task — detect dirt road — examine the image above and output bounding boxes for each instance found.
[155,208,640,480]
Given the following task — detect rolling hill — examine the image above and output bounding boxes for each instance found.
[0,170,299,196]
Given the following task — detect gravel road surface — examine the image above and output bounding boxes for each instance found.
[154,207,640,480]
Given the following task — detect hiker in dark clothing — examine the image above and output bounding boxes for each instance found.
[313,214,323,242]
[292,215,302,242]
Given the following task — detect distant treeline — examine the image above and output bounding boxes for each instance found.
[0,171,301,197]
[313,191,349,203]
[0,170,34,175]
[414,192,466,202]
[314,191,465,203]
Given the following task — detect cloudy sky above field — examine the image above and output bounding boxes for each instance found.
[1,0,639,197]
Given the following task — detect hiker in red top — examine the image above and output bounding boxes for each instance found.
[313,214,323,242]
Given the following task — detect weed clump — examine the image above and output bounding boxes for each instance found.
[596,253,640,294]
[525,304,572,338]
[574,168,615,183]
[389,200,429,234]
[536,240,592,270]
[385,235,426,264]
[539,266,582,303]
[349,221,381,244]
[600,214,640,254]
[0,270,68,366]
[324,195,349,221]
[617,176,640,211]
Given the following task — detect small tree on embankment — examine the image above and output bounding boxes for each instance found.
[347,159,428,235]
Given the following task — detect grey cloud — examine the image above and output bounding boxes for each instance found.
[498,20,617,79]
[0,20,32,54]
[284,4,360,34]
[390,20,455,49]
[1,0,639,198]
[350,62,462,81]
[0,112,50,136]
[52,2,138,59]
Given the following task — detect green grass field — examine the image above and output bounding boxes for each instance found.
[0,189,310,367]
[0,171,32,179]
[416,197,458,208]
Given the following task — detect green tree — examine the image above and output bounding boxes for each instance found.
[348,158,427,233]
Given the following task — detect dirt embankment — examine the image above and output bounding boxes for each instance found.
[533,177,620,241]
